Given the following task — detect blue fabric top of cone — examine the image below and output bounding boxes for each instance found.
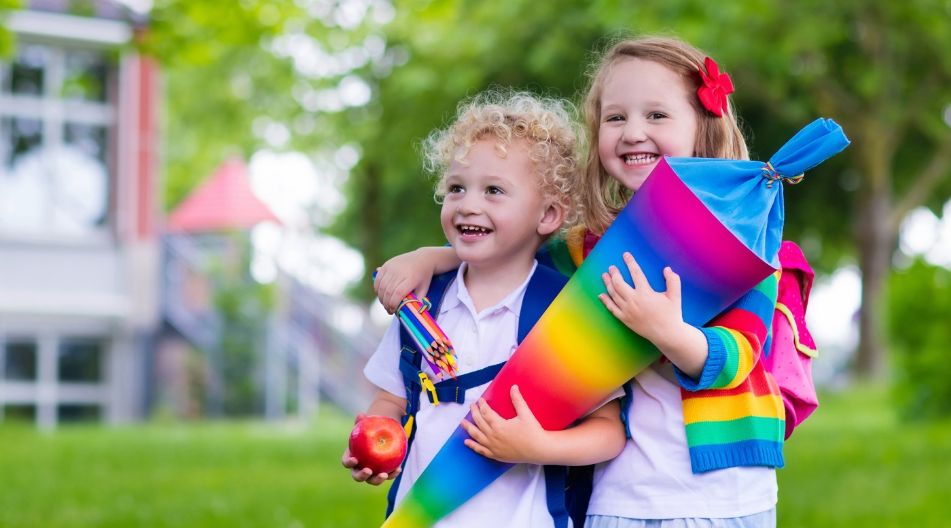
[664,118,850,267]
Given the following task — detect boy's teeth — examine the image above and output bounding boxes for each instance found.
[460,225,491,234]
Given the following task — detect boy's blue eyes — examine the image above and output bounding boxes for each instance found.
[446,184,505,195]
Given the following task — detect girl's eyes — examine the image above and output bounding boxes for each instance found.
[486,185,504,195]
[604,114,625,123]
[447,184,465,194]
[647,112,668,120]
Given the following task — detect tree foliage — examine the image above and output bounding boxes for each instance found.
[124,0,951,379]
[888,258,951,419]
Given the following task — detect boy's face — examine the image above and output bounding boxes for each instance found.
[440,138,562,271]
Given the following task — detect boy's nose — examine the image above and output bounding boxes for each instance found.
[456,196,483,215]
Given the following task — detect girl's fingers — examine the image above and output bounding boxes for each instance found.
[598,293,622,317]
[624,253,649,291]
[602,271,623,305]
[414,275,433,300]
[664,267,682,302]
[372,267,385,294]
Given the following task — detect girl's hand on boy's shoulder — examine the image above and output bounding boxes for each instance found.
[374,249,434,314]
[598,252,684,346]
[461,385,546,464]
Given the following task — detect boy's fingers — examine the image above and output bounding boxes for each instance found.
[461,419,490,446]
[477,398,500,426]
[464,438,492,458]
[470,401,491,432]
[510,385,533,419]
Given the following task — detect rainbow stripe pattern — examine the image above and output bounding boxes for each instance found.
[382,119,849,527]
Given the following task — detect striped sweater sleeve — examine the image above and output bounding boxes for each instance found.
[676,271,780,391]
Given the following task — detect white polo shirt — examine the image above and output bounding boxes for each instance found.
[364,261,560,528]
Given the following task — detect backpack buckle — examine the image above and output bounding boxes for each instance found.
[418,372,439,406]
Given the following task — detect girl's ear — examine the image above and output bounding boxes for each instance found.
[537,199,566,237]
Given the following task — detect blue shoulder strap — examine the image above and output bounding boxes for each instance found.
[387,265,572,525]
[519,264,568,342]
[519,265,571,528]
[386,270,456,518]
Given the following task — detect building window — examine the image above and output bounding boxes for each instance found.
[2,404,37,422]
[0,41,115,237]
[3,338,38,381]
[58,337,104,382]
[58,404,101,423]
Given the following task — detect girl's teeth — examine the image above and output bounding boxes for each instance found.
[624,154,658,165]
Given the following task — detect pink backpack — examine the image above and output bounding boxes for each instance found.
[764,241,820,439]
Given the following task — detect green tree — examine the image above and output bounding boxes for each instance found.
[333,0,951,379]
[19,0,937,381]
[888,258,951,419]
[141,0,388,210]
[0,0,23,57]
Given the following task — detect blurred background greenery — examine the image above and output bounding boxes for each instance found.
[1,0,950,526]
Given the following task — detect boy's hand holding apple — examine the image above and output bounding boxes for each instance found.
[342,414,407,485]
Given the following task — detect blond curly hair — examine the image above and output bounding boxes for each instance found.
[423,89,582,225]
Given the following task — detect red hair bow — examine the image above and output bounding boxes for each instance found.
[697,57,734,117]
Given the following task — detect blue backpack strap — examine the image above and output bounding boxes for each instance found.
[619,382,634,439]
[386,270,457,518]
[518,264,569,342]
[544,466,570,528]
[516,265,572,528]
[423,363,505,404]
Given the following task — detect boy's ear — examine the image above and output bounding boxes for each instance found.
[537,199,566,237]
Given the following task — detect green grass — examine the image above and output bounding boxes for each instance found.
[778,385,951,527]
[0,408,388,528]
[1,386,949,527]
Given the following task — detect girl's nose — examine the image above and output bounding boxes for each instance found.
[621,120,647,143]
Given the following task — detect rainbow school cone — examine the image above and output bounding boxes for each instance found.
[382,119,849,527]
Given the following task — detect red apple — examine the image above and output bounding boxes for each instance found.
[348,415,407,474]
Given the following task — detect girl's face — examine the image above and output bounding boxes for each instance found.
[597,57,698,192]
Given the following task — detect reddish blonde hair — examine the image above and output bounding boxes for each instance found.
[579,36,749,234]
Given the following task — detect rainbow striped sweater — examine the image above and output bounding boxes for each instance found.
[540,226,785,473]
